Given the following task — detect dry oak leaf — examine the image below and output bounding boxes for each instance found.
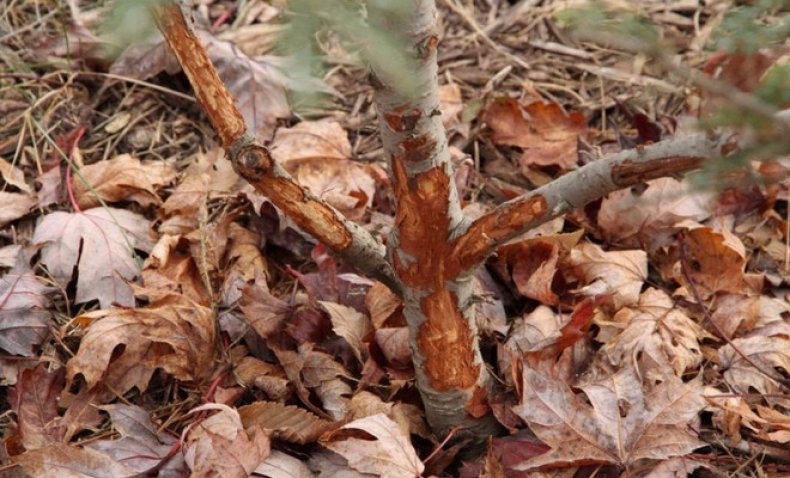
[483,97,586,170]
[0,191,36,227]
[599,288,713,379]
[87,404,185,476]
[32,207,155,308]
[66,292,216,394]
[270,120,376,220]
[12,443,135,478]
[238,400,335,445]
[567,241,647,309]
[597,177,712,252]
[320,413,424,478]
[0,264,51,356]
[73,154,176,209]
[184,403,271,478]
[514,367,705,470]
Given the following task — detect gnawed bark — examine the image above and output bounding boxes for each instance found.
[151,3,399,293]
[367,0,500,438]
[451,134,718,271]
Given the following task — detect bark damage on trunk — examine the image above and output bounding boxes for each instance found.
[367,0,500,437]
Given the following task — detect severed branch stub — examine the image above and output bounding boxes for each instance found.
[151,2,401,293]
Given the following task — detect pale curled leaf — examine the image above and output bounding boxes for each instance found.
[32,207,155,308]
[514,367,705,470]
[320,414,424,478]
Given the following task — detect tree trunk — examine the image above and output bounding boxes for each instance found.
[366,0,501,438]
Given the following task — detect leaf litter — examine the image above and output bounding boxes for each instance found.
[1,1,789,477]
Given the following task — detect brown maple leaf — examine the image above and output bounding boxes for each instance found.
[66,292,216,394]
[514,367,705,471]
[32,207,155,308]
[483,97,587,170]
[73,153,176,209]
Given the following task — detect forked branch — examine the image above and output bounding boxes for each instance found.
[151,3,400,292]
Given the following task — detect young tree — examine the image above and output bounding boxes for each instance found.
[150,0,763,439]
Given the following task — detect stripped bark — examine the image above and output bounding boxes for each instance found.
[151,3,400,293]
[366,0,500,438]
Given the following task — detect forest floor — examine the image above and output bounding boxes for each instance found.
[1,1,789,477]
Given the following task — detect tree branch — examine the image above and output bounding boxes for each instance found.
[450,133,723,271]
[151,3,400,293]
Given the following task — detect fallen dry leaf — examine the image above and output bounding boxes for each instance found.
[320,413,424,478]
[9,364,65,450]
[254,450,315,478]
[719,322,790,408]
[73,154,176,209]
[599,288,712,379]
[676,224,747,298]
[320,300,373,364]
[66,292,216,394]
[240,281,292,338]
[567,241,647,309]
[0,156,31,193]
[515,367,705,470]
[13,443,135,478]
[483,97,586,170]
[365,281,403,329]
[0,191,36,227]
[597,177,712,252]
[270,120,376,219]
[233,356,291,401]
[238,400,335,444]
[184,404,271,478]
[710,293,789,339]
[32,207,155,308]
[142,233,210,305]
[0,264,51,356]
[87,404,185,476]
